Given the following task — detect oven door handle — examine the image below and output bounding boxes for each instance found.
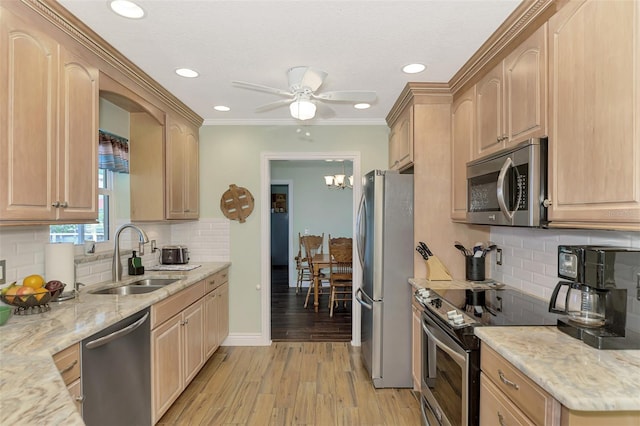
[497,156,517,222]
[422,321,466,366]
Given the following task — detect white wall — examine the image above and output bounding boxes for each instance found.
[199,125,389,339]
[489,227,640,332]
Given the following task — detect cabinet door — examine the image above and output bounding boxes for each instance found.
[57,46,99,221]
[389,105,413,170]
[411,304,421,391]
[451,87,476,221]
[504,23,547,145]
[184,124,199,219]
[166,116,186,219]
[204,289,219,358]
[216,282,229,346]
[476,63,505,159]
[0,10,58,221]
[549,0,640,227]
[151,315,183,423]
[183,300,204,385]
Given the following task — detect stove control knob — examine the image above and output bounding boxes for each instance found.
[452,315,465,325]
[447,310,457,319]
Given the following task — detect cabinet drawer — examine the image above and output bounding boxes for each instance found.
[203,268,229,294]
[481,343,558,425]
[53,343,80,386]
[151,280,204,328]
[67,378,82,413]
[480,373,534,426]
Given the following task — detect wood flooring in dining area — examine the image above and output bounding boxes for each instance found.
[270,266,352,342]
[158,342,421,425]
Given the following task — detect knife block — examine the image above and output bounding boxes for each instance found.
[425,256,452,281]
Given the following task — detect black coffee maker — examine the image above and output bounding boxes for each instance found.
[549,245,640,349]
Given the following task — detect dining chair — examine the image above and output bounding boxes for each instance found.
[295,233,311,294]
[328,235,353,317]
[302,234,329,308]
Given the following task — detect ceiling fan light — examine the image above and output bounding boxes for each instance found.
[290,100,316,120]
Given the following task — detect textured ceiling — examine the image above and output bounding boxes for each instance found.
[57,0,520,125]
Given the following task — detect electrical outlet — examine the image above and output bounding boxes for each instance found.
[496,249,503,266]
[0,259,5,284]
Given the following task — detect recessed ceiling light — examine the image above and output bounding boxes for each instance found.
[354,103,370,110]
[214,105,230,112]
[109,1,145,19]
[402,63,426,74]
[175,68,199,78]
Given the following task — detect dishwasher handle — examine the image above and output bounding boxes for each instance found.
[85,312,150,350]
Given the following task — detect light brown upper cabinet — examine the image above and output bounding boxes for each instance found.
[166,115,199,220]
[451,87,476,221]
[548,0,640,229]
[388,105,414,171]
[0,9,98,223]
[475,23,548,160]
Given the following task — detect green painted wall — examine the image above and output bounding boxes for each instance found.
[199,125,388,335]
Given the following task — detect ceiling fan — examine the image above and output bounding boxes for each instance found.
[232,66,377,121]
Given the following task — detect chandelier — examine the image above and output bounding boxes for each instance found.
[324,162,353,190]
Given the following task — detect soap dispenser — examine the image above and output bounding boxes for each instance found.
[128,251,144,275]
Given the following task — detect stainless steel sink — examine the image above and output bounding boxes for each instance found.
[127,278,179,287]
[89,278,179,295]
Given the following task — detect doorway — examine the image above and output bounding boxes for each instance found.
[261,152,362,345]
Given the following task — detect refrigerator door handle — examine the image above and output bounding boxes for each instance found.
[355,288,373,310]
[356,193,366,267]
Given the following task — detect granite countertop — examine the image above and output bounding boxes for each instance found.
[0,262,230,425]
[408,277,640,412]
[475,326,640,411]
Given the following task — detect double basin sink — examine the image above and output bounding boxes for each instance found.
[89,278,179,295]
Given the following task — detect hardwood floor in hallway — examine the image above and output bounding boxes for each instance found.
[271,266,352,342]
[158,342,421,425]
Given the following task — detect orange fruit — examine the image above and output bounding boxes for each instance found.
[4,286,19,303]
[23,274,45,289]
[34,288,48,302]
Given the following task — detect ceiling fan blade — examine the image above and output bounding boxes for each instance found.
[255,98,293,113]
[288,66,327,92]
[314,102,335,119]
[232,80,293,97]
[314,90,377,103]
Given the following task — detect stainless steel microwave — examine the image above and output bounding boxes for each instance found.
[466,138,548,227]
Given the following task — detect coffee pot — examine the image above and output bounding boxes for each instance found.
[549,281,606,327]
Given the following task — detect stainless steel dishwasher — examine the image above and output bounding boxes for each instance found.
[81,308,151,426]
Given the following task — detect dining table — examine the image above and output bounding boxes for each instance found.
[310,253,333,312]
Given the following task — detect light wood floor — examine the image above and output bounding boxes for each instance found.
[158,342,421,425]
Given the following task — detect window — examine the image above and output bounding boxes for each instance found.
[50,169,113,244]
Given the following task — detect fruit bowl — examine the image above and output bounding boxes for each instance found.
[0,285,66,310]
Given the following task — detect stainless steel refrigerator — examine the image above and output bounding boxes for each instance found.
[356,169,413,388]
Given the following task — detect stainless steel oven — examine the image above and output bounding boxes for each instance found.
[466,138,548,227]
[420,311,477,426]
[415,286,557,426]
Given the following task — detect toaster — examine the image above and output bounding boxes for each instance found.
[160,246,189,264]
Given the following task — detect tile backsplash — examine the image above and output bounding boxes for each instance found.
[0,218,230,288]
[489,226,640,332]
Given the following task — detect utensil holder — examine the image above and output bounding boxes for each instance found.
[465,256,485,281]
[425,256,452,281]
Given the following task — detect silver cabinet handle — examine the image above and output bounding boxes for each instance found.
[498,369,520,390]
[58,360,78,375]
[52,201,60,208]
[75,395,85,403]
[85,312,149,350]
[498,411,506,426]
[60,201,68,208]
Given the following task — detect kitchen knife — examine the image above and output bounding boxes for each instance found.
[416,246,429,260]
[419,241,434,257]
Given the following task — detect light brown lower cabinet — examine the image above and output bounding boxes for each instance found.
[480,343,640,425]
[151,268,230,424]
[53,343,83,414]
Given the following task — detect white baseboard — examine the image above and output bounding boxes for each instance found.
[221,333,271,346]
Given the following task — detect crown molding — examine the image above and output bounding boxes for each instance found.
[18,0,203,128]
[385,82,453,127]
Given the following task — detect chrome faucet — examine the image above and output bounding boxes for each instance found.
[112,223,149,282]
